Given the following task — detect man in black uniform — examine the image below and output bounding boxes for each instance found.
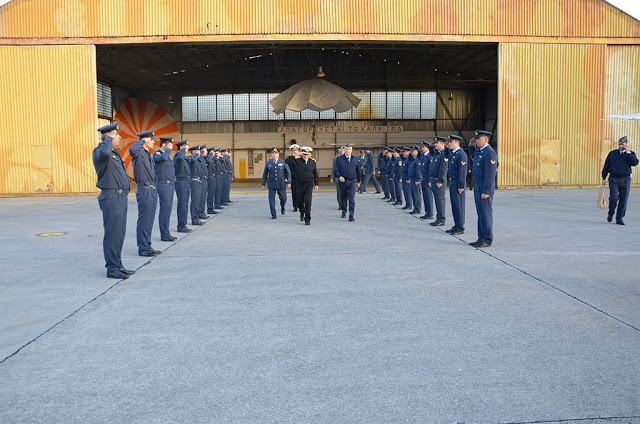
[93,123,135,279]
[285,142,301,212]
[129,130,161,257]
[602,135,639,225]
[153,137,176,242]
[173,140,192,233]
[290,146,319,225]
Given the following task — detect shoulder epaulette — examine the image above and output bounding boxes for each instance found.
[311,158,317,162]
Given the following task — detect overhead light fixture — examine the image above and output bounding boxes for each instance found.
[316,66,325,78]
[448,92,454,101]
[168,96,175,104]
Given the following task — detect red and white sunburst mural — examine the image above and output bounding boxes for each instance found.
[114,98,180,178]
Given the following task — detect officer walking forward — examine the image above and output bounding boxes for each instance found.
[330,146,345,209]
[290,146,320,225]
[261,147,292,219]
[359,146,382,194]
[93,123,135,279]
[154,137,176,242]
[173,140,192,233]
[285,143,301,212]
[446,135,468,235]
[602,135,638,225]
[334,143,362,221]
[470,130,498,248]
[428,137,448,227]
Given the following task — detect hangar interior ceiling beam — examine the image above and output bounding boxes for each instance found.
[96,42,498,94]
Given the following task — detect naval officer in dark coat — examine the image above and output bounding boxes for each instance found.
[334,143,362,221]
[153,137,176,241]
[602,135,638,225]
[129,130,161,257]
[290,146,319,225]
[93,123,135,279]
[261,147,292,219]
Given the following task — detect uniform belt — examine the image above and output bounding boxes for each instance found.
[141,185,156,189]
[191,177,200,181]
[101,188,128,195]
[157,180,173,184]
[610,174,630,178]
[177,177,190,181]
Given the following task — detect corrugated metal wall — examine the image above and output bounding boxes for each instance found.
[498,43,606,187]
[0,45,98,194]
[605,45,640,185]
[1,0,639,40]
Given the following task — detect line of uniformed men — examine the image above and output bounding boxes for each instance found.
[375,130,497,247]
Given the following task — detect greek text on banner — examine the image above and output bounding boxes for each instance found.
[278,126,403,134]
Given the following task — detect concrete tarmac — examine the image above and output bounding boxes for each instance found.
[0,187,639,423]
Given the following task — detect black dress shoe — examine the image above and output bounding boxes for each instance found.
[401,206,411,210]
[161,236,177,242]
[191,221,203,226]
[107,270,129,279]
[394,201,402,205]
[200,215,210,219]
[475,242,491,248]
[207,210,214,214]
[119,268,136,275]
[607,216,612,222]
[281,207,285,215]
[293,207,298,212]
[375,191,381,194]
[450,230,464,235]
[349,216,355,222]
[300,214,304,222]
[430,221,445,227]
[409,210,420,215]
[445,228,456,233]
[150,249,161,255]
[469,241,481,246]
[616,221,625,225]
[177,228,193,233]
[419,215,433,220]
[341,212,346,218]
[138,251,155,257]
[209,210,219,214]
[387,199,395,203]
[305,221,310,225]
[271,216,277,219]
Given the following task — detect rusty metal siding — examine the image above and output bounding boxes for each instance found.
[498,42,606,187]
[1,0,639,40]
[0,45,98,195]
[605,45,640,185]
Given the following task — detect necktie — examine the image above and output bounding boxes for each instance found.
[347,156,350,163]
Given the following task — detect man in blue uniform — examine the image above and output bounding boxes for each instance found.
[213,148,225,210]
[379,148,389,199]
[93,122,135,279]
[261,147,292,219]
[428,136,448,227]
[392,148,404,205]
[359,146,382,194]
[290,146,319,225]
[400,147,413,210]
[330,146,345,209]
[470,130,498,248]
[221,149,233,205]
[383,148,396,203]
[173,139,192,233]
[408,144,422,215]
[205,146,219,216]
[188,145,205,226]
[419,140,434,220]
[153,137,176,242]
[602,135,638,225]
[285,143,301,212]
[198,146,210,220]
[446,135,468,235]
[129,130,160,257]
[334,143,362,221]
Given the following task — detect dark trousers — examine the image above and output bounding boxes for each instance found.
[422,182,433,217]
[98,191,127,273]
[136,187,158,253]
[474,189,493,244]
[388,176,396,200]
[339,179,357,217]
[608,176,631,222]
[190,180,202,223]
[156,182,174,239]
[360,171,381,192]
[297,184,314,223]
[199,177,208,218]
[222,174,232,203]
[215,175,223,208]
[431,180,446,222]
[268,187,287,217]
[207,175,217,212]
[175,180,190,230]
[382,173,389,197]
[411,181,422,212]
[334,180,341,206]
[403,180,413,208]
[291,182,299,211]
[394,176,403,203]
[449,182,465,230]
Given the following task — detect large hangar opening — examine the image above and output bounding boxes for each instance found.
[96,42,498,180]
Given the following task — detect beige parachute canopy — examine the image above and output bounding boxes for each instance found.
[269,78,361,114]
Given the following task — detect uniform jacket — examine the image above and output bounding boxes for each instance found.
[602,149,639,179]
[93,136,130,192]
[173,149,191,180]
[334,154,362,182]
[401,155,412,180]
[153,148,175,182]
[261,158,291,189]
[365,152,376,173]
[409,155,421,182]
[447,148,468,188]
[428,149,448,183]
[420,152,430,180]
[291,157,319,186]
[128,140,157,186]
[471,145,498,195]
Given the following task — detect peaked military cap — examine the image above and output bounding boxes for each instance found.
[403,146,412,151]
[214,148,220,152]
[300,146,313,154]
[344,142,354,148]
[449,134,463,141]
[137,130,155,139]
[619,135,628,144]
[289,144,300,151]
[206,146,215,151]
[97,122,119,134]
[394,147,401,153]
[435,136,448,142]
[271,147,280,153]
[412,144,420,150]
[175,139,189,147]
[159,137,174,144]
[365,146,372,150]
[475,130,492,137]
[359,149,365,153]
[188,145,199,151]
[200,145,208,150]
[221,148,228,152]
[337,145,345,151]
